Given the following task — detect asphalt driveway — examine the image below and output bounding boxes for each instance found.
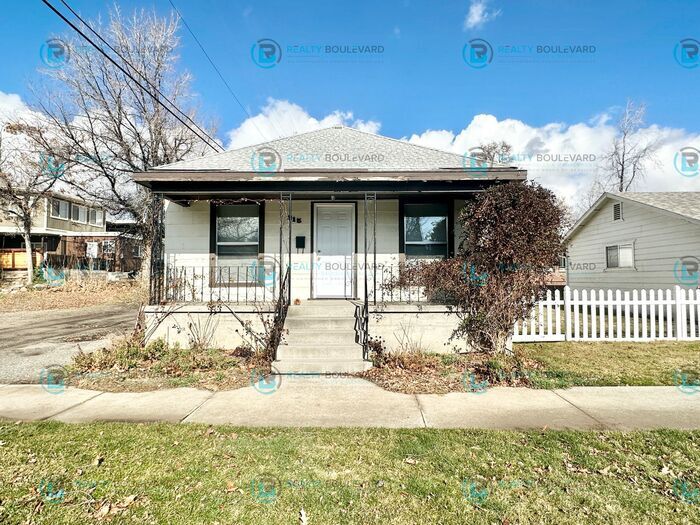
[0,303,138,383]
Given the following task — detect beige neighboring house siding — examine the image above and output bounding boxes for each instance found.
[566,198,700,291]
[45,197,107,233]
[0,198,47,231]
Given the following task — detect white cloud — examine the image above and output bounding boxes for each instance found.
[464,0,502,30]
[225,98,381,149]
[407,113,700,213]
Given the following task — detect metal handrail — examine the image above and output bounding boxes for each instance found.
[269,266,290,361]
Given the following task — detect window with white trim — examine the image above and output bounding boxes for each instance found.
[215,204,259,262]
[102,240,115,255]
[71,204,88,223]
[50,199,70,220]
[606,244,634,268]
[89,209,104,226]
[404,203,449,258]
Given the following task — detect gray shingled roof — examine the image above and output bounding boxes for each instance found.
[609,192,700,222]
[152,126,506,172]
[565,191,700,241]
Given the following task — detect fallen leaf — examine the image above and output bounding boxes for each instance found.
[225,481,237,493]
[93,456,104,467]
[299,508,308,525]
[404,458,417,465]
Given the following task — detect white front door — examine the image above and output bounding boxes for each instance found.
[313,203,354,298]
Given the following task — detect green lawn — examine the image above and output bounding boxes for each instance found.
[517,341,700,388]
[1,423,699,524]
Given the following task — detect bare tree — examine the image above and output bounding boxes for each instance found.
[20,7,216,265]
[0,125,60,284]
[603,100,659,192]
[475,141,513,165]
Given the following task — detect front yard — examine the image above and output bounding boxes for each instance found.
[0,278,145,312]
[359,341,700,394]
[64,338,700,394]
[1,422,698,524]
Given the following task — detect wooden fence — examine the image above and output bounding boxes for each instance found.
[513,286,700,342]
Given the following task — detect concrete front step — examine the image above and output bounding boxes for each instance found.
[284,316,357,330]
[277,344,363,360]
[273,358,372,374]
[285,330,358,345]
[286,302,357,318]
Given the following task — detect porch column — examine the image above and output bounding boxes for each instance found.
[279,192,292,302]
[148,192,165,305]
[364,192,377,306]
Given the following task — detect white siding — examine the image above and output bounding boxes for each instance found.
[567,198,700,291]
[164,200,210,267]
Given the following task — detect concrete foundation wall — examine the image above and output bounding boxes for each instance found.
[144,306,271,350]
[369,305,468,354]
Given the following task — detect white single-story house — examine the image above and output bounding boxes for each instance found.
[134,126,525,372]
[565,192,700,291]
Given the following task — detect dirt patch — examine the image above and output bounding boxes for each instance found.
[358,352,539,394]
[0,280,146,312]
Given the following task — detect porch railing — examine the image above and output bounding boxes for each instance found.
[352,300,369,360]
[164,264,279,304]
[369,264,429,304]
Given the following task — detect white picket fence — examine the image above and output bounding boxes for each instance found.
[512,286,700,342]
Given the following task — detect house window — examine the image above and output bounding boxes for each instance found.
[215,204,260,263]
[403,203,449,258]
[102,240,115,255]
[606,244,634,268]
[85,241,99,258]
[132,244,142,258]
[89,209,104,226]
[613,202,623,221]
[71,204,88,223]
[50,199,70,220]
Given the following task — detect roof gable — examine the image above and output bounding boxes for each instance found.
[565,192,700,242]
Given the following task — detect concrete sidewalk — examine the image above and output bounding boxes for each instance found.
[0,377,698,429]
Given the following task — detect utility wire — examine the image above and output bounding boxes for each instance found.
[167,0,290,144]
[41,0,224,153]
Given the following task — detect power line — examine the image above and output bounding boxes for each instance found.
[167,0,290,143]
[41,0,224,154]
[57,0,223,154]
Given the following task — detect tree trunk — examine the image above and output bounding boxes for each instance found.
[22,229,33,285]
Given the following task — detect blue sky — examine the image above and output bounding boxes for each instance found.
[1,0,697,136]
[0,0,698,205]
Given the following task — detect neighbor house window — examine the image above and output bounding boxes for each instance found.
[71,204,88,223]
[89,209,104,226]
[132,244,142,258]
[102,240,115,255]
[606,244,634,268]
[403,203,448,258]
[50,199,70,220]
[215,204,260,263]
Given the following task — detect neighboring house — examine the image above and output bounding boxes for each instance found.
[0,192,140,273]
[134,126,526,372]
[565,192,700,291]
